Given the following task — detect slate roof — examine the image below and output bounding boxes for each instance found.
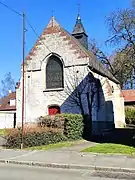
[72,15,87,36]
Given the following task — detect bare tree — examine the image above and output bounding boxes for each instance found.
[88,39,115,75]
[132,0,135,7]
[89,40,135,88]
[106,7,135,88]
[106,8,135,50]
[88,4,135,89]
[0,72,15,97]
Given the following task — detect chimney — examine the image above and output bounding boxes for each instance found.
[8,90,12,94]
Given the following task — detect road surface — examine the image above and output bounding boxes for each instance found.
[0,163,134,180]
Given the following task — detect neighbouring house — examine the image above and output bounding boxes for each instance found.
[16,14,125,134]
[122,90,135,108]
[0,91,16,129]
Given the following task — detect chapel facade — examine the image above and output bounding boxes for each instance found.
[16,14,125,134]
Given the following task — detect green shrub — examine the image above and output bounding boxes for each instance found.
[38,114,84,140]
[63,114,83,140]
[125,108,135,125]
[5,127,67,149]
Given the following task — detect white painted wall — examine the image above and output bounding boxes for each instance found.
[0,111,15,129]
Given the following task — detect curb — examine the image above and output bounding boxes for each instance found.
[82,152,135,158]
[0,159,135,173]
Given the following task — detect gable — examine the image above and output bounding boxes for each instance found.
[24,16,119,84]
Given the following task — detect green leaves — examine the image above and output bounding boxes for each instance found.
[125,108,135,124]
[63,114,83,140]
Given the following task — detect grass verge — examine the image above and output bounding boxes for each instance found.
[26,140,84,150]
[82,143,135,155]
[0,129,5,136]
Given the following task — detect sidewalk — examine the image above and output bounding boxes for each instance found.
[0,147,135,173]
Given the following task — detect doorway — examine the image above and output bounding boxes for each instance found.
[48,105,60,115]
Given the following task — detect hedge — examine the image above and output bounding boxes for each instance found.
[125,108,135,125]
[38,114,84,140]
[5,114,84,148]
[5,127,67,149]
[63,114,84,140]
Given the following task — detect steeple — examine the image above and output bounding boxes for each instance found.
[72,13,88,49]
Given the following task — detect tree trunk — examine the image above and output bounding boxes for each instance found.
[85,92,94,139]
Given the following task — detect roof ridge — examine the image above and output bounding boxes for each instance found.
[47,16,60,28]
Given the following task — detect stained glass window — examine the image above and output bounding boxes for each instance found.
[46,56,63,89]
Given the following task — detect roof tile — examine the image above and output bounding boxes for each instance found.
[121,90,135,102]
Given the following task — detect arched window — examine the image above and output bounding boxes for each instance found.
[46,55,63,89]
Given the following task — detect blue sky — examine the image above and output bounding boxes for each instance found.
[0,0,132,83]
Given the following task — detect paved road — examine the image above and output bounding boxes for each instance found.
[0,149,135,170]
[0,163,134,180]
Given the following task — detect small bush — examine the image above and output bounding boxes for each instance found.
[38,115,65,129]
[5,127,67,149]
[125,108,135,125]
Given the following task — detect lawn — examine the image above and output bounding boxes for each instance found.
[82,143,135,155]
[26,140,84,150]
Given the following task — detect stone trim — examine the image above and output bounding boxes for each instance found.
[26,63,88,72]
[27,69,41,72]
[43,88,64,92]
[64,63,88,68]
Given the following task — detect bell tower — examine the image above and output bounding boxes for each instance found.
[72,13,88,49]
